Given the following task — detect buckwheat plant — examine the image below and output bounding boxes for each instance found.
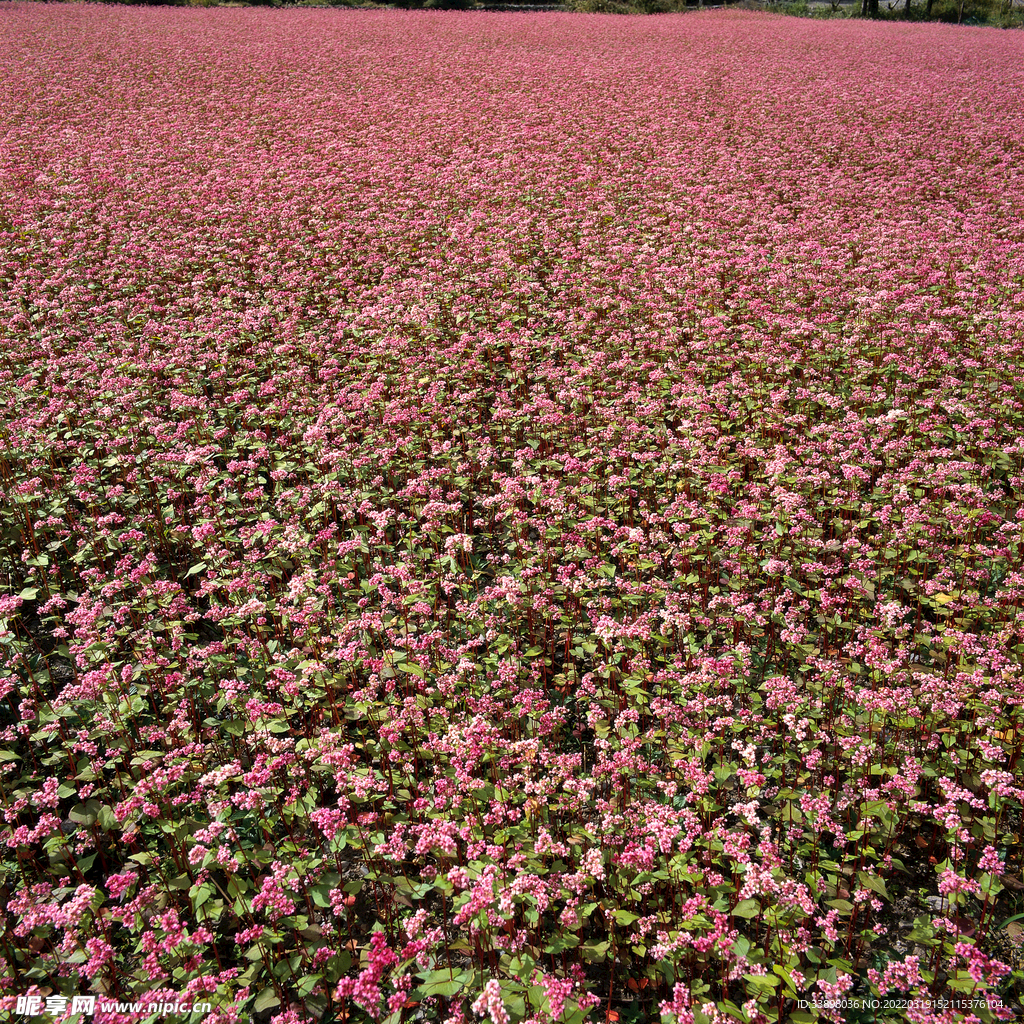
[1,5,1023,1023]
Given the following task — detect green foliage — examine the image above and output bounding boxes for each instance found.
[768,0,1024,23]
[922,0,1024,23]
[565,0,638,10]
[43,0,1024,19]
[567,0,691,11]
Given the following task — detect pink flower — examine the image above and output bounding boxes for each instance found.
[471,980,508,1024]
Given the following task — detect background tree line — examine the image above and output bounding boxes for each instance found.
[35,0,1024,21]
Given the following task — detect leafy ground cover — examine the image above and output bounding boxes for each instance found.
[2,5,1024,1023]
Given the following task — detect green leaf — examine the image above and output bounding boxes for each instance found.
[742,973,779,989]
[562,1008,591,1024]
[296,974,322,998]
[857,871,888,898]
[417,969,471,998]
[68,799,101,826]
[772,964,796,992]
[252,987,280,1012]
[191,883,214,911]
[731,899,760,919]
[825,899,854,914]
[310,886,333,908]
[97,805,119,831]
[946,975,980,992]
[394,877,432,899]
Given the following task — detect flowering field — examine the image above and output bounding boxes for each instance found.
[2,5,1024,1023]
